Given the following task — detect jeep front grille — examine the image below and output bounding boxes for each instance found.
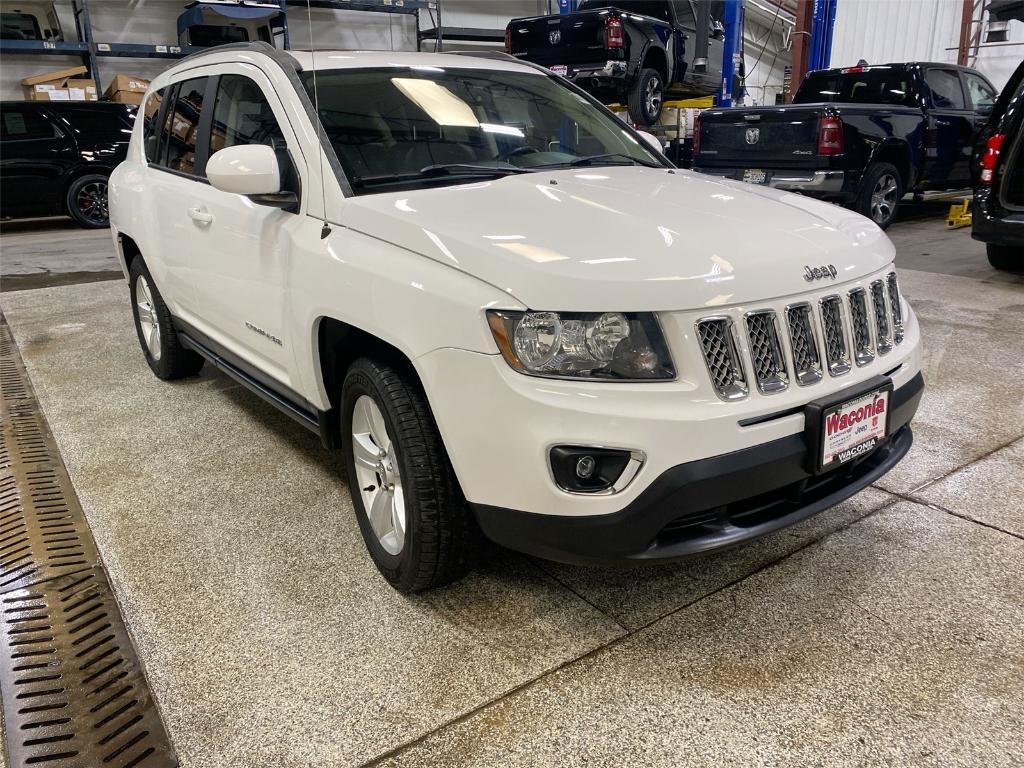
[695,275,903,400]
[819,295,851,376]
[870,279,893,355]
[696,318,747,401]
[785,303,823,386]
[887,272,904,344]
[848,288,874,366]
[744,310,788,393]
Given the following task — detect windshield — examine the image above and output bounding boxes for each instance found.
[795,68,918,107]
[299,67,664,194]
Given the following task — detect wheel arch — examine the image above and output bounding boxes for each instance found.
[641,45,669,84]
[869,141,912,190]
[117,232,142,276]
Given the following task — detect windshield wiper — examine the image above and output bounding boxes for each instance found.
[417,163,533,177]
[567,153,662,168]
[352,163,532,189]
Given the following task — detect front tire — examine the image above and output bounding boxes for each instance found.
[129,258,204,380]
[627,68,664,126]
[987,243,1024,272]
[855,162,902,229]
[66,174,111,228]
[341,357,481,592]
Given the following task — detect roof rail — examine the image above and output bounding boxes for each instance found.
[178,40,304,72]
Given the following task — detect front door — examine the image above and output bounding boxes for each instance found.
[183,69,307,391]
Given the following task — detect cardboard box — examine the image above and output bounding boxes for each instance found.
[105,73,150,104]
[67,79,98,101]
[143,92,162,119]
[170,115,194,142]
[21,66,94,100]
[209,129,227,153]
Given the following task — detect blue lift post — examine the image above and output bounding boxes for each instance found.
[807,0,838,72]
[718,0,745,107]
[557,0,578,12]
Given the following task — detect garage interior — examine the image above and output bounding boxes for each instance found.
[1,1,1022,767]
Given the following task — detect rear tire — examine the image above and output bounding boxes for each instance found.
[66,173,110,228]
[854,162,902,229]
[987,243,1024,272]
[627,68,664,126]
[341,357,482,593]
[129,258,204,380]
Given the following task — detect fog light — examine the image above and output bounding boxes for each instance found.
[550,446,643,494]
[576,455,596,479]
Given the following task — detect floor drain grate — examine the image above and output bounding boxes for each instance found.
[0,313,178,767]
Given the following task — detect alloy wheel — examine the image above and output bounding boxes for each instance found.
[351,395,406,555]
[645,77,663,120]
[76,180,109,225]
[870,173,899,225]
[135,275,161,361]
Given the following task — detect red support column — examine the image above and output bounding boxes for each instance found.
[957,0,974,65]
[789,0,814,103]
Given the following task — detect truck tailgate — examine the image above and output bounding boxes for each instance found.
[508,10,609,67]
[697,105,825,168]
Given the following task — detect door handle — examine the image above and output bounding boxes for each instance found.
[188,207,213,226]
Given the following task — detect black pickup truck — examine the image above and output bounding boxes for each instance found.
[693,62,1000,228]
[506,0,723,126]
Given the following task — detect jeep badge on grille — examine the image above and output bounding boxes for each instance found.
[804,264,839,281]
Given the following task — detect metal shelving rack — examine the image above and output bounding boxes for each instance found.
[0,0,444,95]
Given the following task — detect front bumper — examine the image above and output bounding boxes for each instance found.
[696,168,846,195]
[473,372,922,564]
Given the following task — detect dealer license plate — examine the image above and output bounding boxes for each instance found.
[819,388,890,471]
[550,65,568,76]
[742,169,767,184]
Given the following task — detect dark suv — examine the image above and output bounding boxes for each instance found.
[0,101,135,228]
[972,60,1024,272]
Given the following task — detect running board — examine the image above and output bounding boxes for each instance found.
[178,332,321,436]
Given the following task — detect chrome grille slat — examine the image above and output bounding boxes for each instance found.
[785,303,823,386]
[887,272,904,344]
[870,280,893,355]
[744,310,788,394]
[819,295,851,376]
[848,288,875,366]
[696,318,747,401]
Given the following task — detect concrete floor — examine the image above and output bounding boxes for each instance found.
[0,208,1022,767]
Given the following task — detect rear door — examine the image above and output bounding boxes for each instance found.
[0,103,76,217]
[183,68,307,389]
[962,69,999,144]
[922,66,973,187]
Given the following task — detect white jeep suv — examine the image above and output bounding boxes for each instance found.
[109,43,924,592]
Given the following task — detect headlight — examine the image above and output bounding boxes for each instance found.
[486,310,675,381]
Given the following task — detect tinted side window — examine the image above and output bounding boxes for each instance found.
[1,106,57,140]
[671,1,696,26]
[60,107,134,137]
[962,71,997,112]
[208,74,285,156]
[143,88,167,163]
[925,68,966,109]
[163,77,208,175]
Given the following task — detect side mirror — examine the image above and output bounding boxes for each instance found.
[207,144,297,208]
[636,130,664,154]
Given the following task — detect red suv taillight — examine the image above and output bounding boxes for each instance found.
[693,112,701,154]
[504,25,511,53]
[606,15,624,48]
[817,115,843,155]
[980,133,1005,184]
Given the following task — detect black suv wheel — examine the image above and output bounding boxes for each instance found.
[66,173,111,228]
[854,162,902,229]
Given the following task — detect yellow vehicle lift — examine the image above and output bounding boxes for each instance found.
[946,200,972,229]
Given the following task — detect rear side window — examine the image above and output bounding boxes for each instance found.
[925,68,966,109]
[962,71,997,113]
[163,77,208,176]
[795,68,916,107]
[0,106,57,140]
[0,12,42,40]
[207,74,286,155]
[143,88,167,163]
[60,107,135,137]
[188,25,249,47]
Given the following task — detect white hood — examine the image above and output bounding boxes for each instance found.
[340,166,894,312]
